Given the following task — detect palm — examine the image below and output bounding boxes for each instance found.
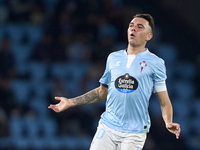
[166,123,181,139]
[48,97,68,113]
[167,125,176,133]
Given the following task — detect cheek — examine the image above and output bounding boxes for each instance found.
[139,32,148,39]
[137,33,145,40]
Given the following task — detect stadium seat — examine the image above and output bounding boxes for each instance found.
[10,79,31,106]
[174,80,194,99]
[24,24,43,46]
[175,61,196,80]
[50,62,71,79]
[29,61,48,81]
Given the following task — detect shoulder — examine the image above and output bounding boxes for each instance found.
[107,49,125,59]
[146,50,165,65]
[110,49,124,56]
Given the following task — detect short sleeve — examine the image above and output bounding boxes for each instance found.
[99,55,111,85]
[153,59,167,83]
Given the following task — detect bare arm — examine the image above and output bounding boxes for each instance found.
[72,84,108,105]
[156,91,181,139]
[156,91,173,124]
[48,84,108,112]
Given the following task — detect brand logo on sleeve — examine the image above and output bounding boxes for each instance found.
[115,73,138,93]
[115,61,121,66]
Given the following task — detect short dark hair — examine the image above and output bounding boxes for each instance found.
[133,14,154,33]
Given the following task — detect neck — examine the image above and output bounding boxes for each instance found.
[127,44,146,55]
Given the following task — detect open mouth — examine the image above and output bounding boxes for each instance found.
[130,33,135,38]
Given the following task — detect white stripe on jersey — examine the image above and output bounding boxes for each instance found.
[153,81,167,93]
[126,55,136,68]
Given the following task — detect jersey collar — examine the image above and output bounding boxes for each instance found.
[124,48,149,56]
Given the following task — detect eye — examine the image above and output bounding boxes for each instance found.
[138,25,144,29]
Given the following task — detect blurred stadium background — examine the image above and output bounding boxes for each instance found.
[0,0,199,150]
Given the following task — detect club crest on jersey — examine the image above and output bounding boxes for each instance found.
[140,61,147,72]
[115,73,138,93]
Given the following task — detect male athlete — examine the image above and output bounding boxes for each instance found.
[48,14,181,150]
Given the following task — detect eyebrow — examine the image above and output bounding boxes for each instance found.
[129,22,145,28]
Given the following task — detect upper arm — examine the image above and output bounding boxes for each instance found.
[153,59,167,83]
[99,84,108,100]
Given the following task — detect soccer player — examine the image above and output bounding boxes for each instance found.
[48,14,181,150]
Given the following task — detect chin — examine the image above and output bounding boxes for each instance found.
[129,41,137,46]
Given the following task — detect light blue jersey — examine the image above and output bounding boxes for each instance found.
[99,49,167,133]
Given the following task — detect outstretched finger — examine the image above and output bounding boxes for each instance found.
[176,132,180,139]
[48,104,56,110]
[48,104,54,109]
[48,105,60,112]
[176,127,181,139]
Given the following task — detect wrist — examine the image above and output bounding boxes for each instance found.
[68,98,76,107]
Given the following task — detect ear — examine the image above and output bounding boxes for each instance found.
[146,32,153,41]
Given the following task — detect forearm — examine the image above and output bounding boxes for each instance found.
[71,86,107,106]
[156,91,173,124]
[48,85,108,113]
[161,101,173,124]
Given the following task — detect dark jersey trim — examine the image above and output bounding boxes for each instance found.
[101,83,108,88]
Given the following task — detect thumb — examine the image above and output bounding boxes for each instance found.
[166,123,173,128]
[55,97,62,101]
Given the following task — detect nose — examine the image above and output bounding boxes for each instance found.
[131,26,136,32]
